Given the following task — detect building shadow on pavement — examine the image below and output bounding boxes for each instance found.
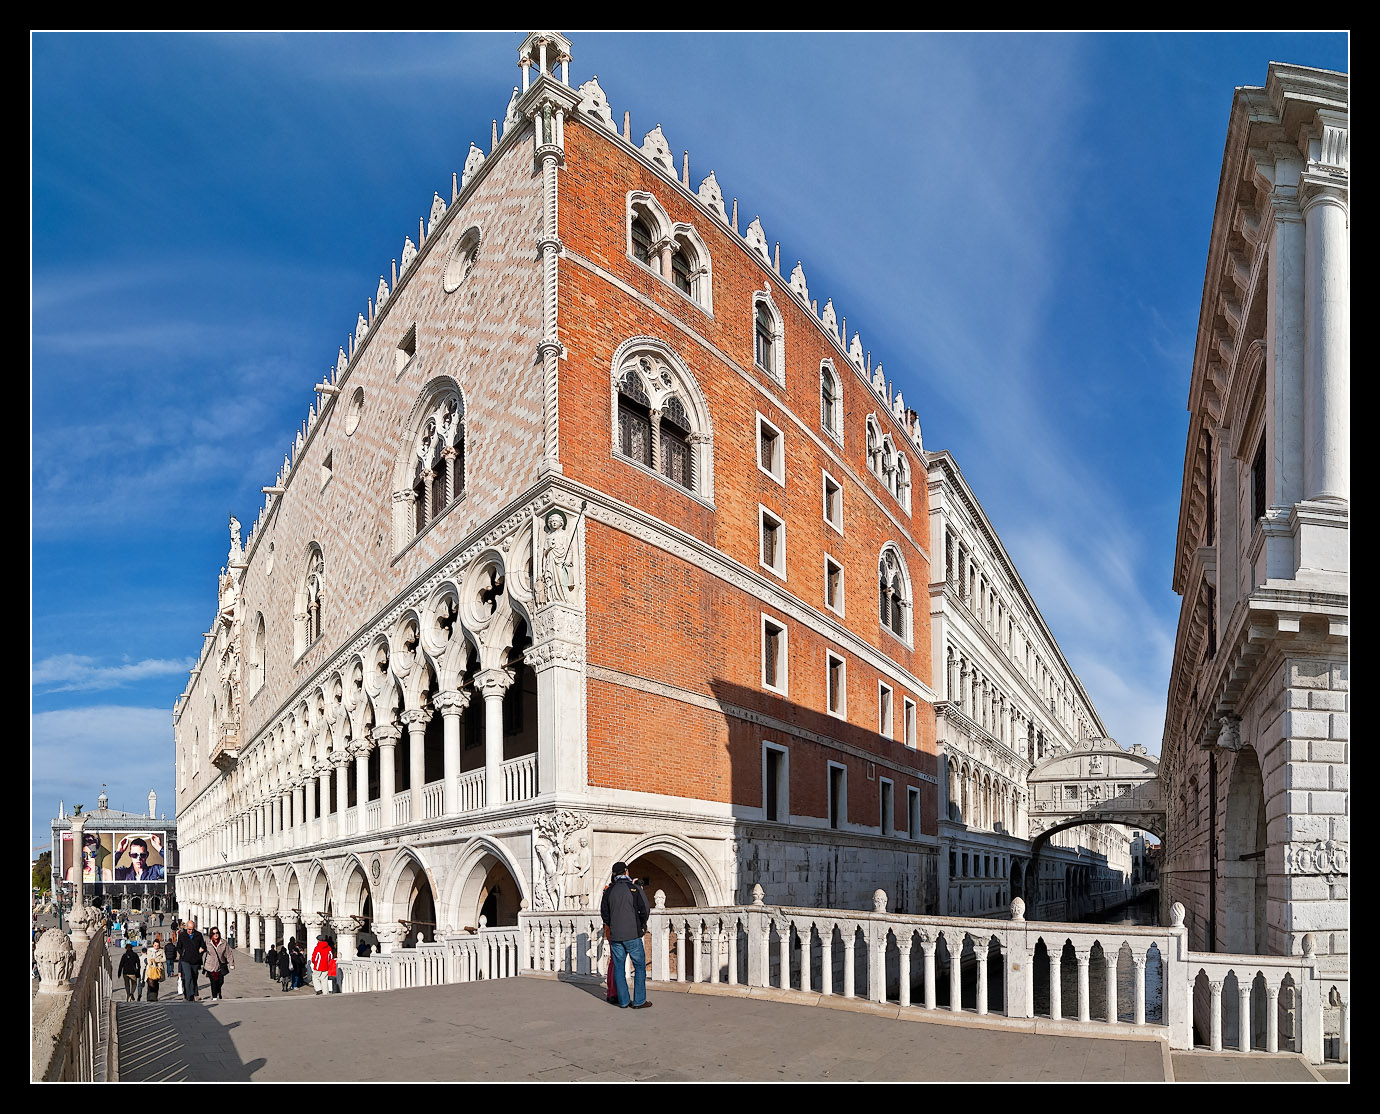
[116,1002,265,1081]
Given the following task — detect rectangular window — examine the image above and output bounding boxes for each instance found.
[764,743,788,822]
[826,651,846,717]
[828,761,847,830]
[903,697,917,747]
[908,787,921,840]
[822,471,843,532]
[757,414,784,484]
[879,777,894,836]
[618,401,653,467]
[396,323,417,376]
[761,615,787,694]
[878,682,893,737]
[824,555,843,615]
[759,507,786,578]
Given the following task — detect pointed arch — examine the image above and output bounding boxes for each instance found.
[610,337,715,503]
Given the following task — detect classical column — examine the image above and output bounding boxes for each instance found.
[1238,982,1253,1052]
[948,934,962,1013]
[352,737,372,814]
[374,723,401,825]
[1301,175,1349,503]
[1209,980,1224,1051]
[1131,951,1147,1026]
[402,707,432,815]
[299,776,313,846]
[316,763,332,836]
[475,667,514,808]
[436,689,471,815]
[333,751,349,818]
[528,600,587,798]
[921,937,936,1010]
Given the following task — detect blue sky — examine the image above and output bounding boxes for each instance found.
[31,32,1348,852]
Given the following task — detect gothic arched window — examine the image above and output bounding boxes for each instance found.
[295,544,325,658]
[753,295,783,384]
[878,546,911,642]
[611,343,714,501]
[392,383,466,551]
[250,613,266,697]
[821,361,843,442]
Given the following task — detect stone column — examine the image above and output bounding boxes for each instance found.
[1238,982,1253,1052]
[333,752,349,818]
[920,937,936,1010]
[294,780,308,846]
[1301,171,1348,504]
[475,667,514,809]
[402,707,432,814]
[374,724,401,825]
[376,922,403,956]
[1209,980,1224,1052]
[352,738,371,812]
[528,602,586,798]
[316,763,332,836]
[436,689,471,815]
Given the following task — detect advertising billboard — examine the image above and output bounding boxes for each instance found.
[59,830,169,884]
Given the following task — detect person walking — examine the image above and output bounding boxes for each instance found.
[265,943,280,983]
[145,935,166,1002]
[176,918,207,1001]
[289,939,307,990]
[600,862,651,1010]
[204,927,233,1000]
[118,943,140,1001]
[164,931,181,998]
[310,934,334,995]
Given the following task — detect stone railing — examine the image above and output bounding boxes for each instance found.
[457,769,484,812]
[365,801,382,831]
[393,790,412,826]
[31,916,113,1081]
[336,928,522,995]
[518,891,1337,1063]
[502,754,538,803]
[421,780,445,820]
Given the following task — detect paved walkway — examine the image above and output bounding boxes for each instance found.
[110,965,1346,1083]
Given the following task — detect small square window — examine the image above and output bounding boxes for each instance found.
[824,555,843,615]
[764,742,789,822]
[396,324,417,376]
[822,471,843,532]
[757,414,784,485]
[762,615,787,694]
[826,651,846,717]
[878,682,893,737]
[759,507,786,578]
[903,698,917,747]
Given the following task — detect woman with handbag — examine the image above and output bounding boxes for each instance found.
[145,934,166,1002]
[204,926,234,1000]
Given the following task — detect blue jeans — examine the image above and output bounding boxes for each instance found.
[609,936,646,1007]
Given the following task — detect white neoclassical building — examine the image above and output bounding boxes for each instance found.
[926,451,1135,921]
[1158,61,1348,1018]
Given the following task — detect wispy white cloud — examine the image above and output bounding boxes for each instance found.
[32,654,195,694]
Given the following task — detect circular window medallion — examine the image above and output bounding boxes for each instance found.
[442,226,482,293]
[345,387,364,435]
[370,856,382,881]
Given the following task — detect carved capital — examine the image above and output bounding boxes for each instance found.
[474,667,515,698]
[372,723,402,747]
[435,689,472,715]
[400,707,434,730]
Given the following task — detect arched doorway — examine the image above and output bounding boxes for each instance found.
[626,850,703,909]
[452,847,523,930]
[1222,747,1267,954]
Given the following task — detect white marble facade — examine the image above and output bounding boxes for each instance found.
[927,451,1135,920]
[1158,64,1348,1014]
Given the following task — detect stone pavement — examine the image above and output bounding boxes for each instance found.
[108,968,1346,1084]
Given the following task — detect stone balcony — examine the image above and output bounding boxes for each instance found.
[211,720,241,772]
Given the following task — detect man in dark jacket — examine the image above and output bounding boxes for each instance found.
[599,862,651,1009]
[176,918,207,1001]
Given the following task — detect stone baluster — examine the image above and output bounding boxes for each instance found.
[435,690,470,815]
[949,933,963,1013]
[897,936,912,1008]
[708,920,721,985]
[475,668,514,809]
[796,921,809,993]
[920,936,936,1010]
[1266,984,1280,1053]
[1049,943,1062,1019]
[757,918,770,988]
[1074,946,1091,1023]
[1104,951,1118,1024]
[819,925,833,996]
[975,940,989,1015]
[841,928,856,999]
[1209,980,1224,1052]
[1238,981,1253,1052]
[775,919,790,990]
[726,916,739,986]
[1132,950,1147,1026]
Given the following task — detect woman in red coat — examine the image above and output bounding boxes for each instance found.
[310,935,334,995]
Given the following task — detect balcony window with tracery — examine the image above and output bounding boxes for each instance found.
[612,347,712,500]
[878,547,909,640]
